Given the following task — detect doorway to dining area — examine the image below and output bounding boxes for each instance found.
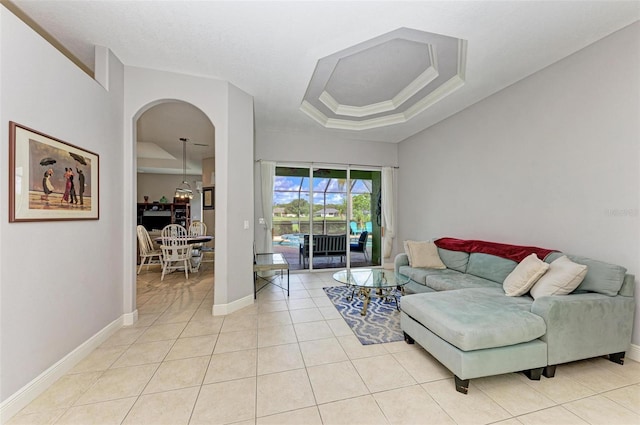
[271,166,381,271]
[134,100,215,284]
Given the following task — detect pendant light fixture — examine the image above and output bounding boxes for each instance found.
[174,137,194,200]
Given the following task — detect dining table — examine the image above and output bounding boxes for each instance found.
[153,235,214,272]
[153,235,213,245]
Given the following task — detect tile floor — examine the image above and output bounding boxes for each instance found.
[7,265,640,425]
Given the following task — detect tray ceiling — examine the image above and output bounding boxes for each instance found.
[301,28,466,130]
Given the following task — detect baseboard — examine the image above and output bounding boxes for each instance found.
[123,309,138,326]
[0,315,124,424]
[213,294,254,316]
[628,343,640,362]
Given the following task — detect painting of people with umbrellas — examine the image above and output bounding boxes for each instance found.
[9,122,99,222]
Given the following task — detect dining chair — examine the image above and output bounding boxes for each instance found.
[190,221,214,264]
[137,225,163,274]
[160,224,192,280]
[189,220,207,235]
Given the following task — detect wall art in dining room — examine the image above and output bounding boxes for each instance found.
[9,121,99,222]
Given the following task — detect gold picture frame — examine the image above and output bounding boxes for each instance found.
[203,186,214,210]
[9,122,99,222]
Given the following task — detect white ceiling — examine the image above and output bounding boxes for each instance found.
[136,101,215,175]
[12,1,640,150]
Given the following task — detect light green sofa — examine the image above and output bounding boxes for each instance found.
[395,240,635,394]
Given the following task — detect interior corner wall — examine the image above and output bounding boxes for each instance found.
[226,84,254,302]
[0,5,125,401]
[397,22,640,344]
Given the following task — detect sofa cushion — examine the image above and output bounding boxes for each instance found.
[401,288,545,351]
[425,272,500,292]
[545,252,626,296]
[399,266,462,286]
[503,253,549,297]
[466,253,518,284]
[437,248,469,273]
[530,255,587,299]
[406,241,446,269]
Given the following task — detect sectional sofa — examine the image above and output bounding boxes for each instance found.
[395,237,635,394]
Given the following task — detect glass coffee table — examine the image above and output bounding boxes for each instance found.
[333,268,410,316]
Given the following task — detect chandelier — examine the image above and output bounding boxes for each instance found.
[174,137,194,200]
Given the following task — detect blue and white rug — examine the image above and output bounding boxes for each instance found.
[323,285,404,345]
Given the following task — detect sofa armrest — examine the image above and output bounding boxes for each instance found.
[531,293,635,365]
[619,274,636,297]
[395,253,409,274]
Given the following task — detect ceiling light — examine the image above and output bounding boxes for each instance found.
[175,138,194,200]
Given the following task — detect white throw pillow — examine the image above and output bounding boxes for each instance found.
[407,241,446,269]
[530,255,588,299]
[403,240,416,266]
[503,253,549,296]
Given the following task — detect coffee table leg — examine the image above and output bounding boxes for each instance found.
[347,285,356,301]
[361,288,371,316]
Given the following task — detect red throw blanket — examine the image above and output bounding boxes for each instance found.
[434,237,556,263]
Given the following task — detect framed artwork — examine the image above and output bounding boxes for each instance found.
[9,121,99,222]
[203,186,214,210]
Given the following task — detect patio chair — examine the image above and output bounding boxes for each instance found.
[365,221,372,233]
[349,221,359,235]
[350,230,369,260]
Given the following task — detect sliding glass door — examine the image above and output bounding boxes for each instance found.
[310,168,347,269]
[271,165,381,271]
[271,167,310,270]
[348,170,381,268]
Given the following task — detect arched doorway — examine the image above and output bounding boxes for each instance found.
[133,100,215,306]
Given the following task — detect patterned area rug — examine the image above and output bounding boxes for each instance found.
[323,285,404,345]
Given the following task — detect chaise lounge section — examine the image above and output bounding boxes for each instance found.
[396,238,635,393]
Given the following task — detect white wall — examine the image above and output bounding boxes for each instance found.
[136,172,202,221]
[397,23,640,344]
[123,67,254,315]
[253,130,399,256]
[0,6,125,401]
[202,157,215,241]
[226,84,254,302]
[255,130,399,166]
[136,173,202,204]
[136,173,202,220]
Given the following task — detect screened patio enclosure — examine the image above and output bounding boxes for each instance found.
[272,166,381,270]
